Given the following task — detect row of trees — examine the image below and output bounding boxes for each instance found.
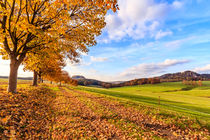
[182,80,202,86]
[101,78,161,88]
[0,0,118,92]
[76,78,161,88]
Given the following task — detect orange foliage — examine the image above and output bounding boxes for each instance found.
[0,0,118,92]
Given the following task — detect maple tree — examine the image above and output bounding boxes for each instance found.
[0,0,118,93]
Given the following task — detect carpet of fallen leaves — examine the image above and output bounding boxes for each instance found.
[0,86,56,139]
[0,85,209,139]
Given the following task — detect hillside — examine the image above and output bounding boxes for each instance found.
[72,75,108,87]
[160,71,210,82]
[72,71,210,88]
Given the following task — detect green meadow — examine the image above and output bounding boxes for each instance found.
[74,82,210,124]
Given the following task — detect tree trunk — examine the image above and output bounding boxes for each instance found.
[38,72,42,83]
[33,71,38,86]
[8,59,20,93]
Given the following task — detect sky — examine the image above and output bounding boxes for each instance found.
[1,0,210,81]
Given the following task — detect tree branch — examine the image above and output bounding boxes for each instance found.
[3,37,11,54]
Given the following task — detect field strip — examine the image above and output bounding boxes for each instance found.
[65,86,210,139]
[65,87,163,139]
[78,87,210,117]
[160,103,210,116]
[64,87,175,139]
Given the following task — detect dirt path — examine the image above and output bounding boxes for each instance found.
[52,87,209,139]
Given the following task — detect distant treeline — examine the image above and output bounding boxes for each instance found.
[74,71,210,88]
[160,71,210,82]
[77,78,161,88]
[160,77,210,82]
[0,76,33,80]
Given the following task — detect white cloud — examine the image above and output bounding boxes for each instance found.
[164,36,194,49]
[172,1,183,9]
[67,59,91,67]
[105,0,183,41]
[193,64,210,73]
[65,65,116,82]
[80,52,88,56]
[155,30,173,40]
[66,58,191,82]
[67,56,108,68]
[149,21,160,31]
[120,59,190,79]
[90,56,108,62]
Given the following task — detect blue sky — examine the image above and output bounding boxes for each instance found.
[1,0,210,81]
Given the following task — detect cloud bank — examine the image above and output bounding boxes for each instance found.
[105,0,183,41]
[120,59,190,79]
[90,56,108,62]
[194,64,210,73]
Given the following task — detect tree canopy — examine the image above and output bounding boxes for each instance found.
[0,0,118,92]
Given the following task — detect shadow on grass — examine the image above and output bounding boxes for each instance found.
[164,86,195,92]
[181,87,195,91]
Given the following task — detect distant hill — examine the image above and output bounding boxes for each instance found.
[72,71,210,88]
[0,76,32,80]
[159,71,210,82]
[72,75,107,87]
[72,75,86,80]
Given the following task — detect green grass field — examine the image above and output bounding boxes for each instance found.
[74,82,210,124]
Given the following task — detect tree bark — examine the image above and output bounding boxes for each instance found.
[8,59,20,93]
[38,72,42,83]
[33,71,38,86]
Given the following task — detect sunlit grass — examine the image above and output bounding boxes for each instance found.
[73,82,210,125]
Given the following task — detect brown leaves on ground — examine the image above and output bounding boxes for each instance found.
[0,85,209,139]
[0,86,56,139]
[64,87,209,139]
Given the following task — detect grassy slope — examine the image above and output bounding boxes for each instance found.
[74,82,210,124]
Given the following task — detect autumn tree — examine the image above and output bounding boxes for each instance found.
[23,47,66,86]
[42,66,63,84]
[69,79,78,86]
[57,71,70,86]
[198,80,202,86]
[0,0,118,93]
